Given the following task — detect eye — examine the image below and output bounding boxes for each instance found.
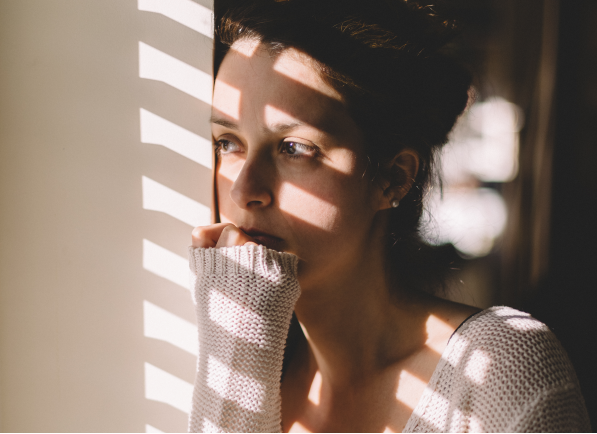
[281,141,317,159]
[216,139,241,155]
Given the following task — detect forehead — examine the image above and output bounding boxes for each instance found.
[213,39,349,134]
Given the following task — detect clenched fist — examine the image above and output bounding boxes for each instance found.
[191,223,258,249]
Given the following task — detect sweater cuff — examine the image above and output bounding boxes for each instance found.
[188,244,298,278]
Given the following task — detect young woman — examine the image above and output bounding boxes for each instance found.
[187,0,590,431]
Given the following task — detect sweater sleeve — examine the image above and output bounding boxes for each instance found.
[187,244,301,433]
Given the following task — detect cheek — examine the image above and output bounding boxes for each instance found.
[216,170,234,223]
[277,171,378,274]
[278,180,340,232]
[278,162,375,240]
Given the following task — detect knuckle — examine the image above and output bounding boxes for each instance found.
[192,226,207,239]
[217,225,245,247]
[221,224,237,236]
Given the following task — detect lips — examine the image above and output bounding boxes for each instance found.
[240,227,284,251]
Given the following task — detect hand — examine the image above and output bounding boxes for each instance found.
[191,223,258,249]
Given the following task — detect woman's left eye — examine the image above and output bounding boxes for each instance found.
[281,141,317,159]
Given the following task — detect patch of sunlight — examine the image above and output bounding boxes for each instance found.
[140,109,212,169]
[145,424,164,433]
[464,349,491,385]
[139,42,212,104]
[143,300,198,356]
[396,370,426,410]
[469,414,484,432]
[307,371,322,406]
[506,316,544,331]
[202,418,220,432]
[207,289,263,343]
[213,79,241,120]
[206,355,264,412]
[409,392,448,431]
[272,54,343,102]
[138,0,213,38]
[143,239,190,290]
[289,421,311,432]
[229,38,260,57]
[449,408,465,431]
[278,180,337,230]
[425,314,455,355]
[145,362,193,414]
[142,176,210,227]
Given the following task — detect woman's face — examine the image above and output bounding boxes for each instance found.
[212,40,387,286]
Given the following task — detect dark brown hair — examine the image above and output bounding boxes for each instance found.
[216,0,472,294]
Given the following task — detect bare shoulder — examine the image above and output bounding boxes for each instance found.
[419,294,482,347]
[432,296,483,329]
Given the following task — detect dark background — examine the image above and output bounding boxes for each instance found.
[527,1,597,428]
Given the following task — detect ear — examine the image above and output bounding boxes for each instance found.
[379,148,420,210]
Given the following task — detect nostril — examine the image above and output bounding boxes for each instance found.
[228,157,274,209]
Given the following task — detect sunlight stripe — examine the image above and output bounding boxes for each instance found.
[138,0,213,38]
[144,362,193,414]
[142,176,210,227]
[144,300,198,356]
[140,108,212,169]
[143,239,190,290]
[139,42,212,104]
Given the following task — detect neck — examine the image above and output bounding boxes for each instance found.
[293,233,430,388]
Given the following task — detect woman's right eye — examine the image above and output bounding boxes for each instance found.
[216,139,240,155]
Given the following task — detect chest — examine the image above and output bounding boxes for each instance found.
[282,359,437,433]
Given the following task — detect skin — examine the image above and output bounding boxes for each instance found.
[192,39,480,432]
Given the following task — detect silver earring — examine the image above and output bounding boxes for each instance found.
[391,199,400,208]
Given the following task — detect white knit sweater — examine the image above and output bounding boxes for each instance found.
[188,245,591,432]
[188,245,300,432]
[404,306,591,432]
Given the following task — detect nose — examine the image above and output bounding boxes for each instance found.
[229,153,274,210]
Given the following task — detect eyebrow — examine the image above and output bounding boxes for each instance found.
[210,116,238,130]
[210,116,307,134]
[262,122,305,134]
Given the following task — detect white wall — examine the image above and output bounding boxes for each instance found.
[0,0,213,431]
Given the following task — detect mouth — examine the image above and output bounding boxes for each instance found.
[240,227,284,251]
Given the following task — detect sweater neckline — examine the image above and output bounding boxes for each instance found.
[402,307,495,432]
[448,310,483,344]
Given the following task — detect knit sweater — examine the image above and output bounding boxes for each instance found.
[404,306,591,432]
[188,245,591,432]
[188,245,300,432]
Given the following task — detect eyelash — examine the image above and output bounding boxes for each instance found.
[214,139,238,156]
[215,139,320,160]
[280,141,318,159]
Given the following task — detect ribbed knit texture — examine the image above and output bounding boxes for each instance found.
[188,244,300,433]
[404,306,591,432]
[188,246,590,432]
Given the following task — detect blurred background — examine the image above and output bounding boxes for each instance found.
[1,0,596,431]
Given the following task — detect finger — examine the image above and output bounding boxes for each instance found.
[192,223,235,248]
[215,225,256,248]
